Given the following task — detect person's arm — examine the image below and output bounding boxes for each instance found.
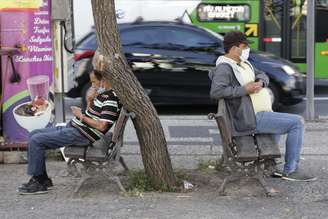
[80,115,109,132]
[86,87,98,109]
[98,97,119,131]
[254,68,269,87]
[210,64,248,99]
[71,106,110,132]
[209,64,263,99]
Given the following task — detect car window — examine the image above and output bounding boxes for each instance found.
[160,27,218,48]
[77,33,98,50]
[120,26,219,49]
[120,27,166,46]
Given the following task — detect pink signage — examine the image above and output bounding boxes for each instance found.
[0,0,54,147]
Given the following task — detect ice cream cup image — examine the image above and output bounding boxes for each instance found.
[13,100,52,132]
[13,74,52,132]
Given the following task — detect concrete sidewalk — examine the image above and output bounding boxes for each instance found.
[0,119,328,218]
[0,156,327,218]
[121,117,328,169]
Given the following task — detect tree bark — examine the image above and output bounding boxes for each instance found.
[91,0,177,188]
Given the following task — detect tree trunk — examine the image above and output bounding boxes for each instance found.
[91,0,177,188]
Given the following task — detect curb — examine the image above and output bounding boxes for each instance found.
[1,151,27,164]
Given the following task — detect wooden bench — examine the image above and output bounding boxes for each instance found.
[63,108,135,194]
[208,99,281,196]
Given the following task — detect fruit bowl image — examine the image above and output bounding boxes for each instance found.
[13,99,52,132]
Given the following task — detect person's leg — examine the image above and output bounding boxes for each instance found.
[27,126,63,177]
[274,134,281,145]
[19,127,90,194]
[29,127,59,137]
[255,112,304,174]
[27,127,60,165]
[27,127,90,177]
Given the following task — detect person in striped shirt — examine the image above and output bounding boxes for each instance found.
[70,70,121,142]
[18,69,121,195]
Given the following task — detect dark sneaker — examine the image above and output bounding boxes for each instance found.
[282,170,317,182]
[17,178,48,195]
[43,178,54,189]
[19,177,53,190]
[18,177,35,190]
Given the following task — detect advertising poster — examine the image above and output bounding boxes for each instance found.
[0,0,43,11]
[0,0,53,147]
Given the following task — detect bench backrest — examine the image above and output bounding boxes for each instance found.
[215,99,233,148]
[111,108,131,146]
[105,107,136,161]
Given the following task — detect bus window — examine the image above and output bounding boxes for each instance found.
[290,0,306,61]
[263,1,283,57]
[264,0,307,61]
[316,0,328,42]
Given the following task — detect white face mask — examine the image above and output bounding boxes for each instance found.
[97,87,105,94]
[240,47,250,61]
[97,81,106,94]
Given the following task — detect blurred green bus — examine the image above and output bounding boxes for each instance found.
[189,0,328,79]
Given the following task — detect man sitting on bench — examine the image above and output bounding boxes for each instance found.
[209,31,316,182]
[18,69,121,195]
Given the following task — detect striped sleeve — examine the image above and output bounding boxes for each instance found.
[100,97,119,123]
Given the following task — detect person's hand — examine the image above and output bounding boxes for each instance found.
[86,87,98,107]
[253,81,263,92]
[87,87,98,101]
[244,82,263,94]
[71,106,82,119]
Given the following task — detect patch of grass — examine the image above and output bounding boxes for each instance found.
[175,170,190,182]
[214,157,225,171]
[126,170,154,193]
[197,158,224,172]
[126,170,189,195]
[197,159,217,171]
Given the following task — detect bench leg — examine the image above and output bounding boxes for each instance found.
[218,174,240,195]
[103,170,126,193]
[112,176,126,193]
[73,168,91,194]
[263,158,278,177]
[67,159,81,178]
[254,171,278,197]
[119,156,129,172]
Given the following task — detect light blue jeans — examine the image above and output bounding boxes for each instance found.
[27,125,90,176]
[255,112,305,174]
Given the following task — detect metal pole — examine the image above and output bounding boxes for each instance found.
[54,21,65,124]
[59,21,66,122]
[306,0,315,120]
[258,0,265,51]
[282,0,291,59]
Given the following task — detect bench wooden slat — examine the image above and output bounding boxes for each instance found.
[111,108,130,144]
[233,136,258,161]
[216,99,232,146]
[255,134,281,159]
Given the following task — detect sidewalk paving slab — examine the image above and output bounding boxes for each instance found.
[0,156,327,219]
